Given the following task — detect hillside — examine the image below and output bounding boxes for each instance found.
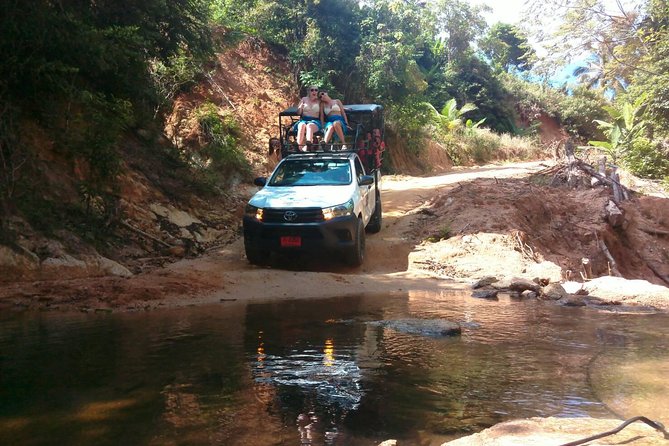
[0,37,464,284]
[0,38,298,283]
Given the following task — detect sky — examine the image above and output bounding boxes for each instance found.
[470,0,527,26]
[469,0,640,27]
[469,0,642,86]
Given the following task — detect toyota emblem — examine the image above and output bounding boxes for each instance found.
[283,211,298,222]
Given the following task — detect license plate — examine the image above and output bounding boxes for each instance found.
[280,236,302,247]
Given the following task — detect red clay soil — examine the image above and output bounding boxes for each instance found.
[410,174,669,286]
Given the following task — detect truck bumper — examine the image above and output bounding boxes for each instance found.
[243,214,358,254]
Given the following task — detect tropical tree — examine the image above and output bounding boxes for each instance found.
[526,0,645,92]
[480,23,534,73]
[589,98,648,163]
[431,0,490,63]
[425,98,478,132]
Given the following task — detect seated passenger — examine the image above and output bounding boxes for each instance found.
[319,91,349,150]
[295,85,323,151]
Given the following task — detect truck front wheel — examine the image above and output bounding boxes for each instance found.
[245,244,269,266]
[346,217,366,266]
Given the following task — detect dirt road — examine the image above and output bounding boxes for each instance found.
[1,162,551,312]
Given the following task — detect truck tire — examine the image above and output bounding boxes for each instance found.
[245,244,269,266]
[366,192,382,234]
[346,217,366,266]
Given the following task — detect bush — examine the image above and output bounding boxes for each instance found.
[434,127,544,166]
[194,103,250,186]
[624,137,669,179]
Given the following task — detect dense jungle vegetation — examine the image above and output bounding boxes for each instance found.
[1,0,668,244]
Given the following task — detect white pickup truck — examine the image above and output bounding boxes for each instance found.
[243,151,382,266]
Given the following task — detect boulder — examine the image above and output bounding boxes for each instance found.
[521,290,538,299]
[471,289,499,300]
[371,318,461,337]
[541,283,568,301]
[0,245,40,282]
[150,203,202,228]
[508,278,541,293]
[442,417,667,445]
[471,276,498,289]
[561,296,587,307]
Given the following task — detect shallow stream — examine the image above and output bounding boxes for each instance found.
[1,291,668,445]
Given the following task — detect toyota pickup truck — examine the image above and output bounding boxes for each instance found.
[244,103,385,267]
[243,150,381,266]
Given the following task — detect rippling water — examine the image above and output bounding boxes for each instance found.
[1,291,667,445]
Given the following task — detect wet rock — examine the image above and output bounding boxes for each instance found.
[521,290,538,299]
[541,283,568,301]
[561,296,586,307]
[508,278,541,293]
[491,277,512,289]
[471,276,498,289]
[533,277,550,286]
[471,289,499,300]
[378,441,397,446]
[371,318,461,337]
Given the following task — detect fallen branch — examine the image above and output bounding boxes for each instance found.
[121,220,173,249]
[638,226,669,237]
[205,72,236,110]
[599,239,622,277]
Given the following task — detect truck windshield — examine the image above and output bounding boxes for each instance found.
[269,159,352,186]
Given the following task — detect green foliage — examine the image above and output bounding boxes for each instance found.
[434,56,513,133]
[386,97,435,153]
[0,0,218,244]
[558,86,608,141]
[623,137,669,179]
[150,50,208,112]
[621,2,669,135]
[357,0,431,101]
[480,23,534,72]
[439,128,499,165]
[432,0,489,63]
[194,103,250,185]
[426,98,478,132]
[589,97,648,163]
[425,222,452,243]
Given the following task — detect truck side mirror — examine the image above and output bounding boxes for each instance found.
[358,175,374,186]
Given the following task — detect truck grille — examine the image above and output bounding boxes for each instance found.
[263,208,324,223]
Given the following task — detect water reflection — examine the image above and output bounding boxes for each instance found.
[0,292,668,445]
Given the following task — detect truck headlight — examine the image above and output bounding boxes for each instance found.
[322,199,354,220]
[245,204,263,221]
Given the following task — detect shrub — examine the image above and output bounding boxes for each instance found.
[194,103,250,186]
[624,137,669,179]
[435,127,543,166]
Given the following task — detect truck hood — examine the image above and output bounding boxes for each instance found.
[249,185,353,209]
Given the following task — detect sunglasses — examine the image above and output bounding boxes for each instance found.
[310,88,318,92]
